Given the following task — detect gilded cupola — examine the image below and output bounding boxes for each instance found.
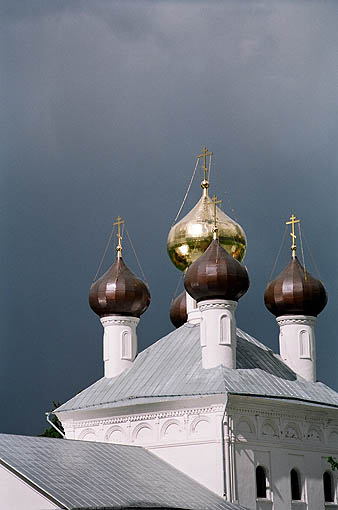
[167,147,247,271]
[184,194,249,303]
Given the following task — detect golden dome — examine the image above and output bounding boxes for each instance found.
[167,188,247,271]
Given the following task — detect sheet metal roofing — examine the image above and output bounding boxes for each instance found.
[0,434,246,510]
[56,325,338,414]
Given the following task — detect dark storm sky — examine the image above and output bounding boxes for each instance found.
[1,0,338,436]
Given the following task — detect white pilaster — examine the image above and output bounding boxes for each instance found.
[198,299,237,369]
[100,315,139,378]
[186,291,201,324]
[276,315,317,382]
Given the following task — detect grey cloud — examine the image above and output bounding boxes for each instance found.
[1,0,338,435]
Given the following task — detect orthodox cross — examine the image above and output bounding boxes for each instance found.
[114,215,125,258]
[211,195,222,238]
[286,213,300,258]
[197,146,213,187]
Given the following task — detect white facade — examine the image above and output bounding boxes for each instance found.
[0,464,59,510]
[101,315,139,378]
[277,315,317,382]
[199,299,237,369]
[59,392,338,510]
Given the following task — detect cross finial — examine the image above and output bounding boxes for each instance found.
[113,215,125,258]
[197,146,213,194]
[286,213,300,258]
[211,195,222,239]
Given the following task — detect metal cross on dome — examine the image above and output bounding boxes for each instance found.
[197,146,213,185]
[211,195,222,239]
[113,215,125,258]
[286,213,300,258]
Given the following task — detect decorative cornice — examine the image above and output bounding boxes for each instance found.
[71,404,224,429]
[198,301,237,313]
[276,315,316,327]
[229,405,336,425]
[100,316,140,327]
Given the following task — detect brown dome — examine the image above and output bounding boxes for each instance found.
[264,256,327,317]
[89,257,150,318]
[184,238,249,303]
[170,291,187,328]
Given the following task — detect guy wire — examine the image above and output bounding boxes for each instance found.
[172,157,199,226]
[208,153,212,183]
[125,226,149,286]
[171,271,184,303]
[297,223,307,280]
[301,227,322,280]
[92,224,115,285]
[268,225,287,282]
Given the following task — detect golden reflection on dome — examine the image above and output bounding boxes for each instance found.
[167,189,247,271]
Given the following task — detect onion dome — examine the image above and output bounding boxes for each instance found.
[170,291,187,328]
[89,257,150,318]
[264,256,327,317]
[167,190,247,272]
[184,238,249,302]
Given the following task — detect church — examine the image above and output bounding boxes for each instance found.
[1,148,338,510]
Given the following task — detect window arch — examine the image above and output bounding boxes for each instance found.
[256,466,267,499]
[220,314,231,345]
[299,330,311,359]
[256,466,267,498]
[290,469,302,501]
[323,471,334,503]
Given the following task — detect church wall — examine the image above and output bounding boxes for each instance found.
[231,396,338,510]
[0,464,60,510]
[60,394,338,509]
[151,441,223,495]
[60,397,227,495]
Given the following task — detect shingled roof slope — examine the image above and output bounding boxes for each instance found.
[0,434,247,510]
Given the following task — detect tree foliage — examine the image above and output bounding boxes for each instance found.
[327,457,338,471]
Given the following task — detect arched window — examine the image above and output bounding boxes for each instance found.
[220,315,231,345]
[290,469,301,501]
[299,330,311,359]
[323,471,334,502]
[256,466,267,498]
[121,330,132,359]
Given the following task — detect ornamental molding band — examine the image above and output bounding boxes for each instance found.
[100,316,140,327]
[72,404,224,428]
[160,419,183,439]
[276,315,317,327]
[236,416,256,440]
[282,422,301,440]
[306,426,322,442]
[104,425,126,443]
[198,301,237,313]
[261,419,279,439]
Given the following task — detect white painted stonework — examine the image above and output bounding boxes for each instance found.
[198,299,237,369]
[100,315,139,378]
[186,291,201,324]
[0,464,59,510]
[59,393,338,510]
[61,396,226,495]
[232,395,338,510]
[277,315,317,382]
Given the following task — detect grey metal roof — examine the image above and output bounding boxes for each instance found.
[56,325,338,414]
[0,434,246,510]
